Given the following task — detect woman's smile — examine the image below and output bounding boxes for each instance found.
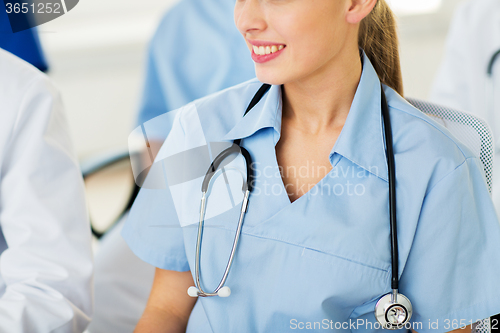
[248,39,287,63]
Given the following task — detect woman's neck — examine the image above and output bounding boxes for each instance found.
[281,48,362,135]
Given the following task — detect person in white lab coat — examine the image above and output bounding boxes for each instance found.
[0,48,93,332]
[430,0,500,214]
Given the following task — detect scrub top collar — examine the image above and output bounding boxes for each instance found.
[223,51,389,182]
[222,81,283,145]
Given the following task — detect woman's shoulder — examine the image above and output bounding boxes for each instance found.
[384,87,487,189]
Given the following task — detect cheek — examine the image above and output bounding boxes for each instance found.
[287,18,341,66]
[290,4,343,50]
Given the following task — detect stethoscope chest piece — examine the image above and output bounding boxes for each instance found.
[375,292,413,330]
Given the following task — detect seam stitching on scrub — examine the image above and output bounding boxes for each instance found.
[339,155,389,183]
[302,247,389,272]
[203,226,389,272]
[425,157,469,194]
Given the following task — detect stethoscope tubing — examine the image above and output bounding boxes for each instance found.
[195,149,253,297]
[195,189,249,297]
[192,85,271,297]
[191,84,405,317]
[380,88,399,292]
[487,49,500,77]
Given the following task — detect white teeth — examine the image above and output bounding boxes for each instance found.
[253,45,285,55]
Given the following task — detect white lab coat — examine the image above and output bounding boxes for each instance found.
[0,49,93,332]
[430,0,500,214]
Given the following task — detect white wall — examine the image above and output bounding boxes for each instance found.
[399,0,466,98]
[39,0,465,159]
[40,0,180,159]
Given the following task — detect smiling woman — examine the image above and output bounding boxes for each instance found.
[122,0,500,332]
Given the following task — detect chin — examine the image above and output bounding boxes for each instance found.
[255,68,288,86]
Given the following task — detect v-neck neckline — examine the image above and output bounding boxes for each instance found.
[270,134,337,207]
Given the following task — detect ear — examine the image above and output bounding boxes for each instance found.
[345,0,378,24]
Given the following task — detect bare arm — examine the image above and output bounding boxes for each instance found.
[135,268,197,333]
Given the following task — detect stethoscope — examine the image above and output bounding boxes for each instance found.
[487,49,500,152]
[186,84,413,329]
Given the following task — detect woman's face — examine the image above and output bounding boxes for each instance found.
[234,0,355,85]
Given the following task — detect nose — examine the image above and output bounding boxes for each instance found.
[234,0,267,37]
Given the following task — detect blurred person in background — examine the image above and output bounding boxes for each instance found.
[430,0,500,215]
[0,48,92,332]
[0,1,48,72]
[87,0,254,332]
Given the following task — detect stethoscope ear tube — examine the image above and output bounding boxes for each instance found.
[201,144,254,193]
[202,144,240,192]
[240,147,254,192]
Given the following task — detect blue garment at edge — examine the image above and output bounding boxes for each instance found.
[136,0,255,139]
[123,52,500,332]
[0,2,48,72]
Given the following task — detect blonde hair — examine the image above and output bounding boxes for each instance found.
[358,0,403,96]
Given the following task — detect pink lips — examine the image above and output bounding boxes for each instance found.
[248,40,286,64]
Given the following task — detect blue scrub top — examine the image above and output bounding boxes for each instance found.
[123,52,500,332]
[136,0,255,139]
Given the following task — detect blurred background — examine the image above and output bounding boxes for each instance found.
[37,0,464,159]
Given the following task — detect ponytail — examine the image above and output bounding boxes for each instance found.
[358,0,404,96]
